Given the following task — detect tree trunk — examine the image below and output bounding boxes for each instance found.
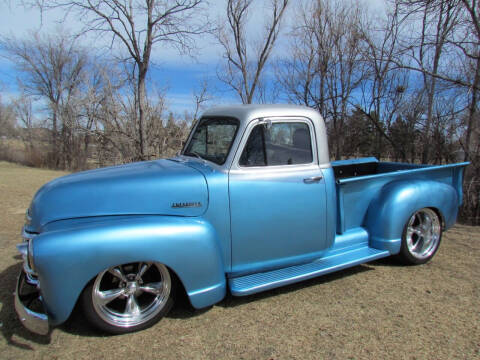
[137,65,148,160]
[421,43,443,163]
[421,1,454,163]
[52,108,59,168]
[464,55,480,162]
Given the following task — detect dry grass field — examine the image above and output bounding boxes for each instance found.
[0,161,479,359]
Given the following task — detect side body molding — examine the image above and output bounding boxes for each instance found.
[364,180,459,254]
[34,216,226,325]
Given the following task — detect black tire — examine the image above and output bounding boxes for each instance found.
[81,262,175,334]
[397,208,442,265]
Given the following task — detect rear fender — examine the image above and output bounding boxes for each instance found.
[34,216,226,326]
[365,180,459,254]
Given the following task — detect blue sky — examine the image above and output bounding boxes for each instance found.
[0,0,272,114]
[0,0,385,115]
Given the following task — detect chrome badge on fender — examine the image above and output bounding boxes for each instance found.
[171,202,202,208]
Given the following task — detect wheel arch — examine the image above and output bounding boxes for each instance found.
[76,261,190,314]
[364,179,459,254]
[34,216,227,326]
[430,206,446,230]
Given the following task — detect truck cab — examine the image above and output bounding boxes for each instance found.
[182,105,333,276]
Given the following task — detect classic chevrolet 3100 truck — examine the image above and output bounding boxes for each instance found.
[15,104,468,334]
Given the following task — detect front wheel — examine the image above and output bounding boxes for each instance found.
[398,208,442,265]
[81,262,174,334]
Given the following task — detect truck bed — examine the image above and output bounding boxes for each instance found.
[332,157,469,234]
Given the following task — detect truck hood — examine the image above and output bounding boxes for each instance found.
[28,159,208,229]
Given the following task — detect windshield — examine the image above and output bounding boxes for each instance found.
[183,117,239,165]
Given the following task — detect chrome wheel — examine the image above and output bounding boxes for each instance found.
[91,262,171,328]
[405,208,441,260]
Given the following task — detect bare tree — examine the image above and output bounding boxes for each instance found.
[0,96,19,164]
[454,0,480,163]
[192,79,213,123]
[35,0,209,160]
[397,0,461,163]
[395,0,479,223]
[454,0,480,223]
[356,3,410,160]
[217,0,289,104]
[13,96,35,153]
[87,60,143,164]
[277,0,366,159]
[0,96,16,138]
[1,33,88,168]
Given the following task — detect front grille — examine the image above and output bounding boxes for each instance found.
[21,227,39,282]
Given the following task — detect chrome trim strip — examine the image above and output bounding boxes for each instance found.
[22,262,39,285]
[14,272,49,335]
[27,237,35,273]
[17,241,38,279]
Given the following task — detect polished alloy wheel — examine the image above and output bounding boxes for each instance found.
[91,262,171,328]
[405,208,441,260]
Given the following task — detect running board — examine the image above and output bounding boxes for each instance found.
[229,246,390,296]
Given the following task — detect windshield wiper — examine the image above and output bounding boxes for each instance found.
[185,151,204,160]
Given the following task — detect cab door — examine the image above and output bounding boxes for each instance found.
[229,118,328,275]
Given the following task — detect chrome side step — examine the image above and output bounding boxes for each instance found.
[229,246,390,296]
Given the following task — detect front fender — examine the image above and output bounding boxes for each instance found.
[365,180,459,254]
[33,216,226,326]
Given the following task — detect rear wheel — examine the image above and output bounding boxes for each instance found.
[82,262,174,334]
[398,208,442,265]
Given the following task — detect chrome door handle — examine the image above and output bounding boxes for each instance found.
[303,176,323,184]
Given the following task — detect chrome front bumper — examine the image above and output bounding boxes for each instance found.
[14,270,49,335]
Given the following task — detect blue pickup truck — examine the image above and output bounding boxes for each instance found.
[15,105,468,334]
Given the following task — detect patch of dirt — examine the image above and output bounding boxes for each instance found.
[0,161,479,359]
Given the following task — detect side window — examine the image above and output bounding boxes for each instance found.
[239,124,266,166]
[239,122,313,167]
